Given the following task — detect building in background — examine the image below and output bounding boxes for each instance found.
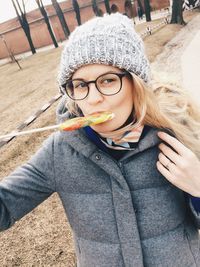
[0,0,169,59]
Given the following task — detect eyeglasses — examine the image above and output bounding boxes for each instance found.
[61,71,129,100]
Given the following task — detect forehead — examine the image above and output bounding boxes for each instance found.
[72,64,121,79]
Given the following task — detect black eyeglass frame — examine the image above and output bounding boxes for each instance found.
[61,71,130,101]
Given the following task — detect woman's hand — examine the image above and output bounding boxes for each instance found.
[156,131,200,197]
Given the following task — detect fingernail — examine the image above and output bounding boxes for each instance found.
[158,144,162,149]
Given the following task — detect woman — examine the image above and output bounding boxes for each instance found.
[0,13,200,266]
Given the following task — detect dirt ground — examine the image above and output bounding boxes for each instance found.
[0,10,199,267]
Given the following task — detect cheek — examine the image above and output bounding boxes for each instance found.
[114,85,134,109]
[76,101,86,115]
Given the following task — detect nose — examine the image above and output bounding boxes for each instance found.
[87,83,104,105]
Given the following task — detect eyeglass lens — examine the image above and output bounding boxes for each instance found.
[65,73,123,100]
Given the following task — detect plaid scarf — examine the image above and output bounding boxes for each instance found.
[99,123,144,151]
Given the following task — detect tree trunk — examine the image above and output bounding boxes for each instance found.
[36,0,58,48]
[11,0,36,54]
[137,0,144,14]
[72,0,81,25]
[51,0,70,38]
[92,0,101,16]
[104,0,111,14]
[0,34,22,69]
[144,0,151,21]
[23,19,37,54]
[171,0,186,24]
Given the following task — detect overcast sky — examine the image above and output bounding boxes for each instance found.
[0,0,66,23]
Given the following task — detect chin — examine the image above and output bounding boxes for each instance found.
[91,118,122,133]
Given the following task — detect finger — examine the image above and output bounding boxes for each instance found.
[156,161,184,191]
[158,152,171,168]
[156,161,176,184]
[156,161,190,196]
[158,143,182,166]
[158,152,179,173]
[157,131,190,156]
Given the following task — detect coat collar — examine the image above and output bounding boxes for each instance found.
[56,96,161,161]
[60,125,161,161]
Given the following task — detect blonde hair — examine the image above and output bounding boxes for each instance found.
[65,73,200,158]
[132,73,200,158]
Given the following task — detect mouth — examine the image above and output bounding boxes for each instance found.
[88,110,107,115]
[86,111,115,126]
[88,111,115,117]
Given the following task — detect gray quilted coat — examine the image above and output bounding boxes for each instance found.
[0,99,199,267]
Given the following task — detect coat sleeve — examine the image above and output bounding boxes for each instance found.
[0,134,56,231]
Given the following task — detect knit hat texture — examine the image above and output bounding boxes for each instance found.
[58,13,150,90]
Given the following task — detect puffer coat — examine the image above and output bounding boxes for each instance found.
[0,100,199,267]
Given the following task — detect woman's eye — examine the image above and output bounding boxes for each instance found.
[102,78,114,84]
[74,82,87,89]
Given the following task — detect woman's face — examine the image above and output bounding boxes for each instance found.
[72,64,134,133]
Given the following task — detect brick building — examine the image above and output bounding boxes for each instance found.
[0,0,169,59]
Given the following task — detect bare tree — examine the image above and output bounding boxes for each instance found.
[11,0,36,54]
[171,0,186,24]
[144,0,151,21]
[72,0,81,25]
[92,0,101,16]
[51,0,70,38]
[35,0,58,48]
[0,34,22,69]
[137,0,144,14]
[104,0,111,14]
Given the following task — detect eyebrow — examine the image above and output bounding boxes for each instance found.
[72,70,124,80]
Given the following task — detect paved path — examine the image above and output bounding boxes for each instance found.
[181,29,200,106]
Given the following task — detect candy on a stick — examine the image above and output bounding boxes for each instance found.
[0,111,115,140]
[59,111,114,131]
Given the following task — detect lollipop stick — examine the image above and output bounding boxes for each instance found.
[0,124,60,140]
[0,111,114,141]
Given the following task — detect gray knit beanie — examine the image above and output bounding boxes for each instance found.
[58,13,150,91]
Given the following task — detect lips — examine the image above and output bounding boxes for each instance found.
[86,111,115,125]
[87,111,115,119]
[87,110,107,116]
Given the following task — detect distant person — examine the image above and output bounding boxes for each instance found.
[0,13,200,267]
[110,4,119,13]
[137,6,143,20]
